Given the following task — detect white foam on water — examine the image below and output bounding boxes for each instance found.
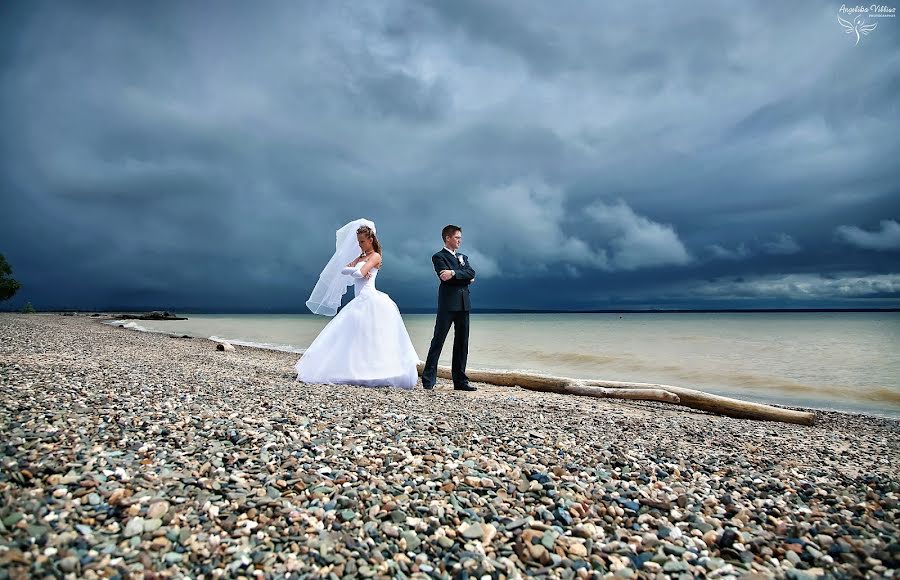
[209,336,305,354]
[105,319,306,354]
[104,320,152,333]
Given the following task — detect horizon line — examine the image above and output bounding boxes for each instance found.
[3,307,899,314]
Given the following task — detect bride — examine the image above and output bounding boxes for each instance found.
[295,218,420,389]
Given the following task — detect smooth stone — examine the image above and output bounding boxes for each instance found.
[631,552,653,569]
[718,528,738,549]
[124,517,145,538]
[617,499,640,512]
[463,523,484,540]
[785,570,817,580]
[642,561,662,573]
[554,507,573,526]
[402,531,421,551]
[26,525,47,539]
[567,541,588,557]
[705,557,725,570]
[87,493,101,506]
[147,501,170,519]
[482,523,498,545]
[144,518,163,533]
[528,544,549,562]
[59,557,78,573]
[663,560,689,573]
[506,518,528,530]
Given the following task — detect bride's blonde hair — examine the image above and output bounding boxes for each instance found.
[357,225,383,264]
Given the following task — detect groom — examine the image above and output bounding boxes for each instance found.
[422,225,476,391]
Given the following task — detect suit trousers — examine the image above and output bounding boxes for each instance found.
[422,309,470,388]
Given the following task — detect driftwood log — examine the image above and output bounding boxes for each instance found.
[416,363,816,426]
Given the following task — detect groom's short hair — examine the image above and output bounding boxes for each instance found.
[442,224,461,241]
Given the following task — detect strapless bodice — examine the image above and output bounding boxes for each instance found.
[354,267,378,294]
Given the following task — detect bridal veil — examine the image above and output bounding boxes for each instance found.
[305,218,375,316]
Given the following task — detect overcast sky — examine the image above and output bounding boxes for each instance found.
[1,1,898,311]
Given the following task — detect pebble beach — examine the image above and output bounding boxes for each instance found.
[0,313,897,579]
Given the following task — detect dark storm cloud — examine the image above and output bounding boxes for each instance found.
[1,0,898,311]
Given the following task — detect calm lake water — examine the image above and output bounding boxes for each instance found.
[107,312,900,418]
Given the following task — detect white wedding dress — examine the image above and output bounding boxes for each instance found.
[295,264,420,389]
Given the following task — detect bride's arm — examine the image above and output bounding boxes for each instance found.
[341,256,362,275]
[358,252,381,278]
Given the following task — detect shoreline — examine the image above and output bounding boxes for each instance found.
[96,312,899,422]
[6,307,899,314]
[1,313,898,578]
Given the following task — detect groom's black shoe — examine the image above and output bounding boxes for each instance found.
[454,384,476,391]
[422,383,434,390]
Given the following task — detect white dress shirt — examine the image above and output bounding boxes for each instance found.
[443,246,457,276]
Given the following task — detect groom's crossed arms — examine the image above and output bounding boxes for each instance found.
[433,252,475,285]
